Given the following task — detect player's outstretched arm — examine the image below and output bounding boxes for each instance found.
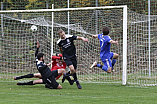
[92,34,98,38]
[35,41,40,57]
[110,40,118,45]
[37,41,40,48]
[47,61,53,66]
[59,47,63,54]
[77,36,89,42]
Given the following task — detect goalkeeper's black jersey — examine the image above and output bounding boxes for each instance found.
[35,48,52,79]
[57,35,77,59]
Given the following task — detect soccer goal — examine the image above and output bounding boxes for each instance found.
[2,5,156,86]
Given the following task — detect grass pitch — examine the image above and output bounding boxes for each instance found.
[0,82,157,104]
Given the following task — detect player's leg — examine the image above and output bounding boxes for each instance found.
[17,81,34,85]
[71,58,82,89]
[70,67,82,89]
[17,79,43,85]
[57,84,62,89]
[14,73,34,80]
[58,68,74,85]
[69,64,75,74]
[91,59,112,73]
[33,79,43,84]
[90,61,97,68]
[46,75,62,89]
[51,69,66,84]
[110,52,119,70]
[62,59,75,85]
[102,59,112,73]
[57,68,66,74]
[33,73,42,78]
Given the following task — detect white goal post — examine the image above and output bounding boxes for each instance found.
[0,5,127,85]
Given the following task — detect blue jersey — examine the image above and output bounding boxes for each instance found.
[98,34,112,60]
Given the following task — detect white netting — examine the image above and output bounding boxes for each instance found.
[0,12,52,81]
[127,10,157,86]
[0,7,156,86]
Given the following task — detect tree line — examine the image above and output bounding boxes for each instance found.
[1,0,157,15]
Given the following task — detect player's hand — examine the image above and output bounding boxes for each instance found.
[92,35,98,38]
[47,61,53,66]
[37,41,40,48]
[84,38,89,43]
[115,40,118,45]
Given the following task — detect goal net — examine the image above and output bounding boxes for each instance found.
[0,5,156,86]
[127,10,157,86]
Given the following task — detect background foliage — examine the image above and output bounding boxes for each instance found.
[1,0,157,15]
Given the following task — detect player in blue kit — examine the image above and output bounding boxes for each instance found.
[90,27,119,73]
[57,29,89,89]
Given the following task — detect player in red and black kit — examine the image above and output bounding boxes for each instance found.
[51,54,66,79]
[51,54,74,84]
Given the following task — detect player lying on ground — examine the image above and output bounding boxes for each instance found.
[57,29,89,89]
[14,54,74,86]
[90,27,119,73]
[15,41,67,89]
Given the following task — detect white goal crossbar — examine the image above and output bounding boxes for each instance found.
[0,5,127,85]
[0,5,127,13]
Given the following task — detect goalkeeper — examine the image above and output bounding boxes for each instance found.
[90,27,119,73]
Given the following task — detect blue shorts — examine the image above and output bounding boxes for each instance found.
[101,52,114,69]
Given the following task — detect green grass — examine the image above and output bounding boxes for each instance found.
[0,82,157,104]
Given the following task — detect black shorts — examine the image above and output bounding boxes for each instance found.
[64,57,77,69]
[43,70,59,89]
[51,70,59,78]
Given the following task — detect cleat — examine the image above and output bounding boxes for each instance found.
[76,81,82,89]
[45,83,53,89]
[62,76,65,83]
[90,61,97,68]
[112,67,114,71]
[62,73,70,83]
[17,82,25,85]
[14,76,22,80]
[69,80,74,85]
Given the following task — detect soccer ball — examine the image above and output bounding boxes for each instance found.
[31,25,37,31]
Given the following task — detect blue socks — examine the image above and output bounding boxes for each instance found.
[112,59,117,70]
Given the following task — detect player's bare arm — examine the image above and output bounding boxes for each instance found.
[47,61,53,66]
[77,36,89,42]
[37,41,40,48]
[59,47,63,54]
[92,34,98,38]
[110,40,118,45]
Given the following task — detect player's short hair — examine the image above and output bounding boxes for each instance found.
[37,53,44,60]
[58,29,64,34]
[102,27,109,35]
